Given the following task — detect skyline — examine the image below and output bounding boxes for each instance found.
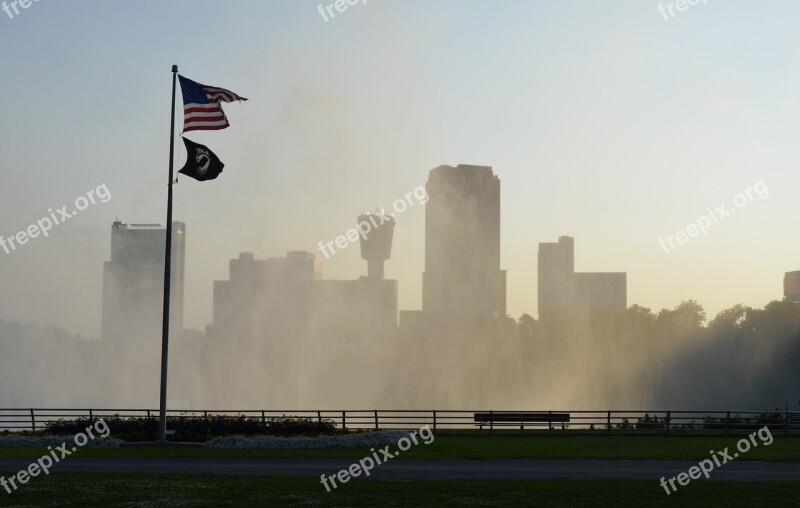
[1,1,799,338]
[0,158,792,338]
[0,157,793,338]
[37,163,788,338]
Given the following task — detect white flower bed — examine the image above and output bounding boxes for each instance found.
[204,431,411,449]
[0,435,124,448]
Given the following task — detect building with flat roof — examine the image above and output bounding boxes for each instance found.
[785,271,800,304]
[308,212,399,340]
[207,213,400,345]
[538,236,575,318]
[538,236,626,319]
[206,251,319,342]
[101,220,185,342]
[573,272,628,315]
[422,164,506,319]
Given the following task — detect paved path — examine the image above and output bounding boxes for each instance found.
[0,458,798,481]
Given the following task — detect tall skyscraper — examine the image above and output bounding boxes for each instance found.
[422,164,506,319]
[538,236,626,319]
[101,221,185,342]
[784,271,800,304]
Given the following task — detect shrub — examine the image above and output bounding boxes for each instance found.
[635,413,666,431]
[43,414,337,443]
[614,418,633,430]
[265,416,336,436]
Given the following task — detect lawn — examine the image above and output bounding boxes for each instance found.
[0,475,797,507]
[1,435,798,461]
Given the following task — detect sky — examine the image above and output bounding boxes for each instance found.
[0,0,798,338]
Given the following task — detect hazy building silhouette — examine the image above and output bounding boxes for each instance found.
[784,271,800,304]
[206,251,319,342]
[572,273,628,315]
[311,278,398,341]
[101,220,185,342]
[208,223,398,346]
[538,236,575,318]
[359,213,395,280]
[422,164,506,319]
[538,236,626,319]
[310,213,399,340]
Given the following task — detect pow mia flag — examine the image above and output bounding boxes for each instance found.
[178,137,224,181]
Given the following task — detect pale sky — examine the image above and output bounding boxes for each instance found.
[1,0,798,337]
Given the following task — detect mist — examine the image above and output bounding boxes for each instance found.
[1,1,799,414]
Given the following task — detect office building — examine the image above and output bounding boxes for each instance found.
[101,220,185,342]
[785,271,800,304]
[538,236,626,319]
[208,214,399,344]
[206,251,319,341]
[422,164,506,319]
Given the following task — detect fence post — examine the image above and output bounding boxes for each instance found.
[342,411,346,430]
[520,414,524,434]
[725,412,730,435]
[666,411,671,436]
[607,411,612,434]
[374,410,379,431]
[261,411,266,428]
[433,410,437,434]
[549,410,552,435]
[489,410,493,434]
[147,410,151,419]
[317,411,322,423]
[785,410,790,437]
[30,409,35,432]
[89,409,94,424]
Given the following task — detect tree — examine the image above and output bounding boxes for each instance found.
[709,304,749,330]
[518,313,538,340]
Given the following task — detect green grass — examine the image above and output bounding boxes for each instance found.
[0,474,797,507]
[1,435,798,461]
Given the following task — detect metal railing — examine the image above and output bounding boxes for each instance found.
[1,409,798,436]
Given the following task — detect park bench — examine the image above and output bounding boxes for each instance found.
[474,412,570,430]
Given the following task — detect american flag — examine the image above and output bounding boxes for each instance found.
[178,75,248,133]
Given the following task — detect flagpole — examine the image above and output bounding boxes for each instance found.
[159,64,178,445]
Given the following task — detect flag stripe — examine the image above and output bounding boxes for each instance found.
[184,104,222,112]
[184,111,227,120]
[185,119,227,126]
[184,123,230,132]
[185,119,229,127]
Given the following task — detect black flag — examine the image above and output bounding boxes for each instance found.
[179,137,224,181]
